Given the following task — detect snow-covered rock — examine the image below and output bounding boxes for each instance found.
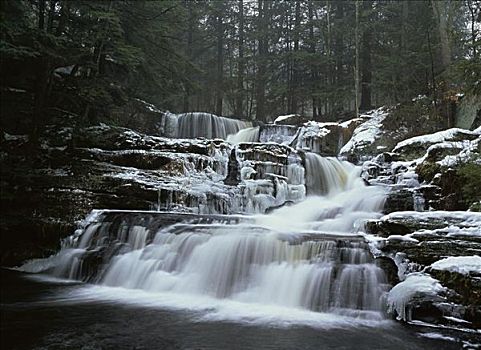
[430,255,481,275]
[273,114,310,126]
[392,127,481,161]
[339,107,389,158]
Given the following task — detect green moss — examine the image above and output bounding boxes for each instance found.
[416,161,441,183]
[469,202,481,212]
[458,158,481,208]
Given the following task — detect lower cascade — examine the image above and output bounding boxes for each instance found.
[19,155,389,321]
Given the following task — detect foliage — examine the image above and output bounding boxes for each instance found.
[0,0,479,131]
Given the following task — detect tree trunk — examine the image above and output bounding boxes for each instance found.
[255,0,268,121]
[308,0,318,118]
[333,2,344,112]
[289,0,301,114]
[432,0,452,69]
[427,27,437,107]
[32,58,49,144]
[55,0,70,36]
[183,0,194,112]
[215,4,224,116]
[354,0,360,117]
[466,0,477,59]
[360,1,372,111]
[47,0,56,33]
[38,0,45,30]
[235,0,245,117]
[326,0,332,115]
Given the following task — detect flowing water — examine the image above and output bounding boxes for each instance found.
[4,154,463,349]
[162,112,251,139]
[2,269,462,350]
[226,126,260,144]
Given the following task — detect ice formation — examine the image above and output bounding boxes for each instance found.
[387,273,446,321]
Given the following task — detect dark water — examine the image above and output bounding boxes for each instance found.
[0,269,472,350]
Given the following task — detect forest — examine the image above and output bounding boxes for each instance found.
[1,0,480,135]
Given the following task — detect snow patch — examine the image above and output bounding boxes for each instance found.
[393,128,480,152]
[430,256,481,275]
[417,332,457,342]
[274,114,297,124]
[339,107,389,155]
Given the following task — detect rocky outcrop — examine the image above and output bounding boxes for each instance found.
[292,121,355,156]
[109,98,165,135]
[392,128,480,162]
[366,211,481,329]
[340,99,448,161]
[0,124,236,265]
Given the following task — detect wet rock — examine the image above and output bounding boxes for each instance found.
[265,200,294,214]
[371,211,481,328]
[376,256,399,286]
[383,189,415,214]
[224,149,241,186]
[428,269,481,307]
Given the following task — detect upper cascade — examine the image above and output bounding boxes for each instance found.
[162,112,252,139]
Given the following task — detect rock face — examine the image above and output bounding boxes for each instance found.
[0,125,233,265]
[366,211,481,329]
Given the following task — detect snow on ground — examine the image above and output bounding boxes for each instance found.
[387,273,446,321]
[3,133,29,142]
[393,127,481,152]
[339,118,363,129]
[380,211,481,225]
[413,225,481,238]
[437,137,481,167]
[386,235,419,243]
[274,114,297,124]
[430,256,481,275]
[417,332,457,342]
[339,107,389,155]
[385,127,481,182]
[134,98,163,113]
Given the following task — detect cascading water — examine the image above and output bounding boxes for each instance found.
[304,153,352,196]
[226,127,260,144]
[162,112,251,139]
[18,154,389,322]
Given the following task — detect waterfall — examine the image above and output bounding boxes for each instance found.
[163,112,251,139]
[304,153,352,196]
[226,127,260,144]
[18,154,389,322]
